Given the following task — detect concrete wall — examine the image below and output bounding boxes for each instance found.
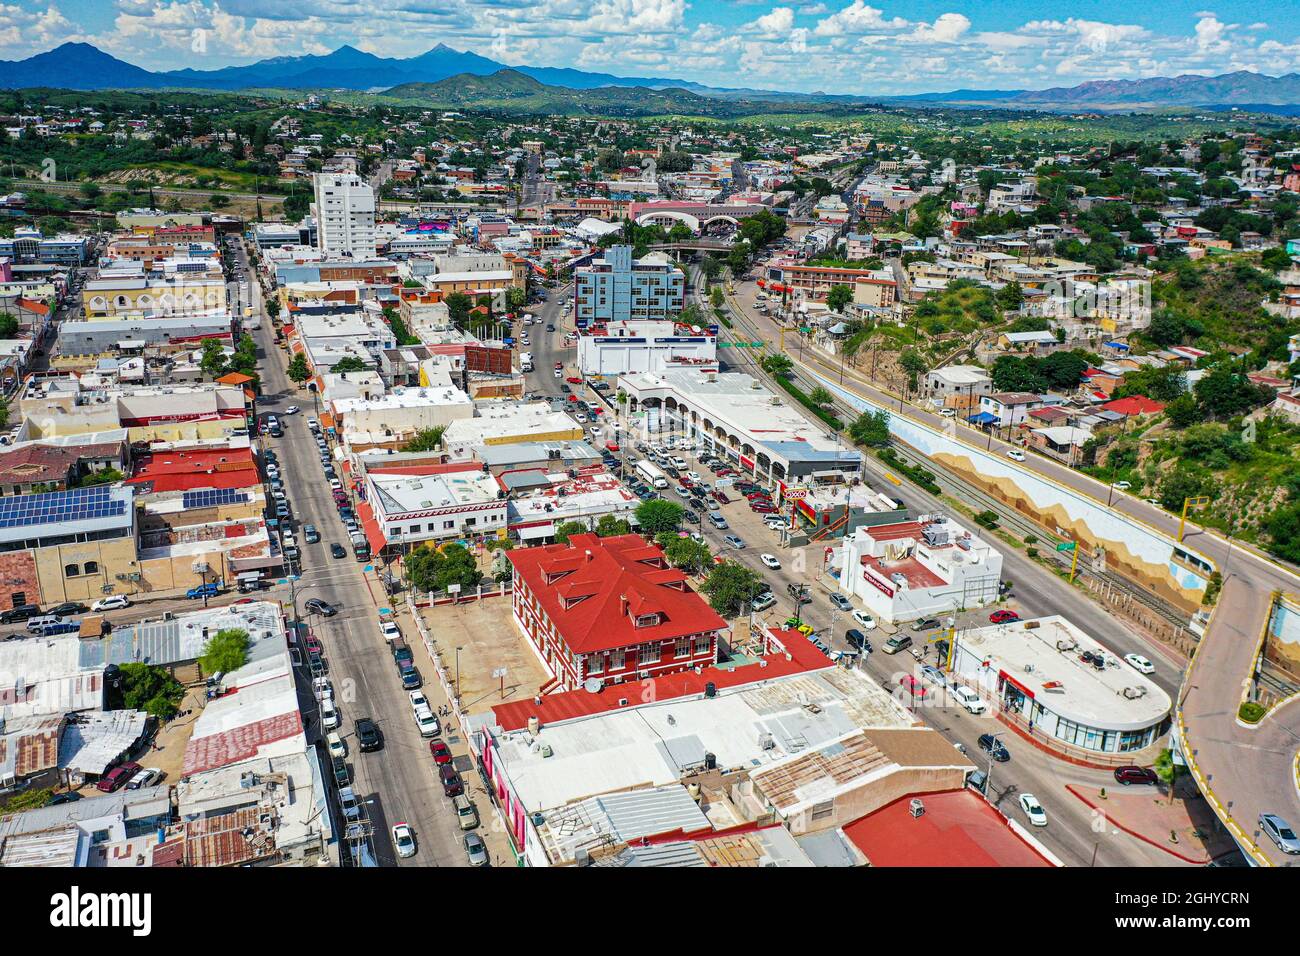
[804,367,1212,614]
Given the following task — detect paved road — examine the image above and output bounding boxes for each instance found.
[235,239,469,867]
[723,271,1300,865]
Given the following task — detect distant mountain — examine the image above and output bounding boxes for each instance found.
[379,70,738,118]
[3,43,1300,115]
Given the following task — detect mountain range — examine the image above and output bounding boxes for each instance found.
[4,42,1300,113]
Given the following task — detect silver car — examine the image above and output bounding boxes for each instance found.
[1259,813,1300,854]
[464,832,489,867]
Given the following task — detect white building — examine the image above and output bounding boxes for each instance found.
[332,385,474,446]
[948,615,1172,758]
[313,172,376,258]
[577,319,718,378]
[365,463,506,547]
[836,516,1003,624]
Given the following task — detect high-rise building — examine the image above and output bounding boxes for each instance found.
[573,245,685,327]
[312,173,375,258]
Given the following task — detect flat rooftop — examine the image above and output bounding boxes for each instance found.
[956,615,1171,729]
[370,468,501,515]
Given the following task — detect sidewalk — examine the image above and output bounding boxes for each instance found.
[1066,779,1238,864]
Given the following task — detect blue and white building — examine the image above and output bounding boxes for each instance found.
[577,319,717,377]
[573,245,685,328]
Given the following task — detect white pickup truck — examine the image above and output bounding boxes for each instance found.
[950,685,987,715]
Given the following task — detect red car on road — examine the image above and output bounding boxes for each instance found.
[989,610,1020,624]
[304,635,323,656]
[566,376,582,384]
[751,504,776,514]
[1113,766,1159,786]
[429,740,453,764]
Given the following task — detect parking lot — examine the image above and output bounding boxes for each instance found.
[417,596,550,715]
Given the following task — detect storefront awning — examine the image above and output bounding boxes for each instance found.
[357,500,387,555]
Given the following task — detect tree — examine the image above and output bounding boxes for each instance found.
[849,409,891,447]
[594,515,631,537]
[1164,393,1200,428]
[710,286,724,308]
[506,287,527,311]
[1260,247,1294,272]
[809,385,834,408]
[406,543,482,593]
[996,281,1024,311]
[663,535,713,574]
[634,499,685,534]
[118,662,184,720]
[2,787,52,812]
[1193,366,1271,419]
[0,311,17,338]
[701,561,766,617]
[760,353,794,378]
[330,356,370,374]
[286,353,311,383]
[200,338,227,379]
[1037,351,1090,390]
[402,425,446,453]
[825,284,853,313]
[1153,748,1186,806]
[899,350,928,392]
[264,297,281,319]
[554,520,588,544]
[445,292,473,328]
[991,355,1047,393]
[201,628,250,675]
[1264,503,1300,564]
[1157,465,1214,512]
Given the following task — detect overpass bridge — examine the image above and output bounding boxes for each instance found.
[645,239,735,254]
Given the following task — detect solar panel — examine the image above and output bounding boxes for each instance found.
[0,485,128,529]
[181,488,250,510]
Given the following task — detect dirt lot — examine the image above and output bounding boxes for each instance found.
[418,597,549,715]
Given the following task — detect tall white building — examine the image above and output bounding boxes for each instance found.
[312,173,376,258]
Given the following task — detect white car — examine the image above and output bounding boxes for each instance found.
[1124,653,1155,675]
[1006,449,1026,462]
[764,516,789,531]
[851,609,877,630]
[92,595,130,612]
[126,767,162,790]
[951,685,987,715]
[760,553,781,570]
[1018,793,1048,827]
[382,621,401,642]
[307,417,320,431]
[414,706,441,738]
[554,368,563,377]
[686,471,702,482]
[392,823,417,859]
[320,698,340,730]
[326,732,346,759]
[283,406,300,415]
[1113,480,1132,491]
[574,414,587,423]
[313,677,333,702]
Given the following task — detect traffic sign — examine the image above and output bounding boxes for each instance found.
[1055,541,1077,552]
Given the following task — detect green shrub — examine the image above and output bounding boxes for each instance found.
[1238,701,1267,723]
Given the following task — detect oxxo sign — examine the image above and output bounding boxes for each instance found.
[784,487,809,501]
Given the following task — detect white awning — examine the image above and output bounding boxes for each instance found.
[517,523,555,541]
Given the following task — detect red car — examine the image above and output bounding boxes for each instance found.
[96,761,142,793]
[1114,766,1159,786]
[429,740,453,765]
[554,362,563,371]
[751,505,776,514]
[712,491,730,504]
[745,491,771,500]
[566,376,582,384]
[989,610,1020,624]
[438,763,463,797]
[304,635,323,656]
[899,675,928,699]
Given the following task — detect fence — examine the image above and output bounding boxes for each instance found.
[410,580,513,609]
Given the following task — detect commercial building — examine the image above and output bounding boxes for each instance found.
[82,275,227,319]
[764,263,896,305]
[0,228,92,267]
[507,533,727,693]
[332,385,474,449]
[574,246,685,327]
[836,516,1003,624]
[507,469,640,543]
[313,172,376,258]
[441,402,583,460]
[617,370,861,487]
[947,615,1172,761]
[361,461,507,553]
[576,319,718,378]
[54,315,232,361]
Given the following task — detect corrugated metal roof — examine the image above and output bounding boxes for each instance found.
[596,785,711,843]
[57,710,148,775]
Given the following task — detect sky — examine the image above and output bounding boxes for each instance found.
[3,1,1299,95]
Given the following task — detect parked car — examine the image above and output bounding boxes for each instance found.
[392,822,417,859]
[399,663,422,690]
[125,767,162,790]
[304,524,320,544]
[1113,766,1158,786]
[829,593,852,611]
[46,601,89,617]
[724,535,746,549]
[439,763,463,797]
[951,686,987,715]
[414,707,440,738]
[760,553,781,570]
[320,698,340,730]
[1258,813,1300,854]
[355,718,383,752]
[882,635,913,655]
[1018,793,1048,827]
[845,628,872,653]
[989,609,1020,624]
[429,740,453,764]
[978,734,1010,762]
[91,595,130,613]
[851,609,877,630]
[186,582,221,600]
[454,795,480,831]
[96,761,142,793]
[1123,653,1155,675]
[327,732,347,759]
[463,831,489,866]
[911,617,941,632]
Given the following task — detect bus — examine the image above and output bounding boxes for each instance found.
[351,533,371,562]
[636,460,669,489]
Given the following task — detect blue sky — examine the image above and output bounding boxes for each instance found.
[4,1,1298,95]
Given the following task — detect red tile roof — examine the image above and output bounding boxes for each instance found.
[843,789,1055,867]
[508,533,727,656]
[1101,395,1165,416]
[492,627,833,731]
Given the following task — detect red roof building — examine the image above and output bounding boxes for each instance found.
[127,446,259,493]
[508,533,728,692]
[842,789,1057,867]
[1101,395,1166,417]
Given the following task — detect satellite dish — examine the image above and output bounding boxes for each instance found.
[583,677,603,694]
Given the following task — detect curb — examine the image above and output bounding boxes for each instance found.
[1066,784,1211,865]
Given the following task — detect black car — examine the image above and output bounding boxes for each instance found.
[978,734,1010,762]
[330,543,347,559]
[49,790,83,805]
[331,755,350,788]
[845,629,872,653]
[356,718,383,752]
[305,598,337,617]
[400,663,422,690]
[46,601,89,617]
[0,604,42,624]
[683,509,701,524]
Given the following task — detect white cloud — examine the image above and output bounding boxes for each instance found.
[907,12,970,44]
[752,6,795,36]
[813,1,907,38]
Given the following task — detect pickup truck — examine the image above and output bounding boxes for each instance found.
[950,685,987,715]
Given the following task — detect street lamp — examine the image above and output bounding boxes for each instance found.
[455,645,464,701]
